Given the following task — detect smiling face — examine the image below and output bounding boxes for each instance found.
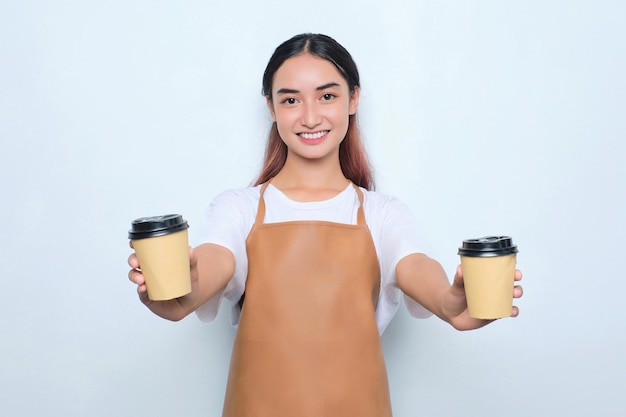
[267,53,360,163]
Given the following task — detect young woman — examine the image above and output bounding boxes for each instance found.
[128,33,523,416]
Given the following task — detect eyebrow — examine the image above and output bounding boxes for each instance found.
[276,82,341,95]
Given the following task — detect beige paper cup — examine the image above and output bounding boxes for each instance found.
[458,236,518,319]
[129,214,191,301]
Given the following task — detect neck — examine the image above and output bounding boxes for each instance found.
[271,153,349,201]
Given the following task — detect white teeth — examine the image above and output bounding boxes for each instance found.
[299,131,328,139]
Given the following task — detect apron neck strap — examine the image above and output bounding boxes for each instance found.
[255,181,271,225]
[352,183,366,226]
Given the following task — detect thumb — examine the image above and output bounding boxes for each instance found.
[189,246,197,267]
[450,264,465,294]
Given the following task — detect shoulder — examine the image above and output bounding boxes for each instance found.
[360,188,419,235]
[361,188,413,214]
[210,185,261,207]
[205,185,261,221]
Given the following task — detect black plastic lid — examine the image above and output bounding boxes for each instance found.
[128,214,189,239]
[458,236,518,257]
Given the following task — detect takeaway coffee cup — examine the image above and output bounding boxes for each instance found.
[128,214,191,301]
[458,236,518,319]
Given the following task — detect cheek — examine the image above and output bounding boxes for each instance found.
[273,113,293,140]
[273,112,288,130]
[274,108,301,129]
[330,106,351,126]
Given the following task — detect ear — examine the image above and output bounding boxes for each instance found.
[266,97,276,122]
[349,86,360,115]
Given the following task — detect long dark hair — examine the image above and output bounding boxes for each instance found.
[254,33,374,190]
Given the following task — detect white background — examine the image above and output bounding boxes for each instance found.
[1,1,625,416]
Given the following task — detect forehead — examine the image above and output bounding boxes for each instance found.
[272,53,347,91]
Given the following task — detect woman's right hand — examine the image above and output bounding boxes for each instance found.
[127,242,200,321]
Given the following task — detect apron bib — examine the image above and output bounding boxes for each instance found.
[222,182,392,417]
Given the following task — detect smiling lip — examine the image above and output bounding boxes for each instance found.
[298,130,329,144]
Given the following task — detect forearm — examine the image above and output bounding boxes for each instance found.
[188,243,235,312]
[395,253,452,323]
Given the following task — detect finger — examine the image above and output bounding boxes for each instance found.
[513,284,523,299]
[514,269,523,281]
[189,246,197,266]
[448,265,466,297]
[137,284,151,305]
[129,240,134,249]
[128,269,145,285]
[511,305,520,318]
[128,253,139,269]
[452,264,464,284]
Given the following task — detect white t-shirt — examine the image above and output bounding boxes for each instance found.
[196,183,432,335]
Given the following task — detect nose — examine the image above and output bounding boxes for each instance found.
[301,102,321,129]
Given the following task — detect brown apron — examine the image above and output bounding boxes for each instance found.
[222,182,393,417]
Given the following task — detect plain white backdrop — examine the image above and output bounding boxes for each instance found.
[1,1,624,416]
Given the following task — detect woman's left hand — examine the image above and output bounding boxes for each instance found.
[442,265,523,331]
